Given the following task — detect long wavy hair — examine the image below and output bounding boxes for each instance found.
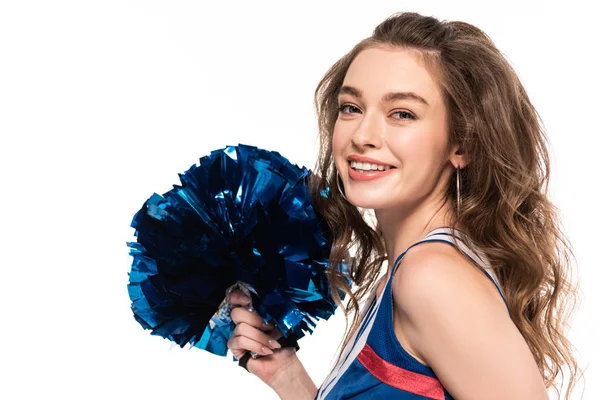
[309,11,581,398]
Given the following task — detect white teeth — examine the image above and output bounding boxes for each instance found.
[350,160,391,171]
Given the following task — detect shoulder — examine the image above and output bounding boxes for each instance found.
[391,241,548,399]
[392,240,507,317]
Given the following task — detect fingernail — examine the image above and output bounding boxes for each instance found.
[261,347,274,355]
[268,339,281,349]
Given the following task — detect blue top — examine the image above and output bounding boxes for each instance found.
[314,227,510,399]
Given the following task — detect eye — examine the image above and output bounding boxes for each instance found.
[392,110,416,120]
[338,103,360,114]
[338,103,416,121]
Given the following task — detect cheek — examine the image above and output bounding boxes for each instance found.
[386,133,419,162]
[331,126,347,169]
[332,123,344,150]
[392,130,438,160]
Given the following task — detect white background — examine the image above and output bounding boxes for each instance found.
[1,1,598,399]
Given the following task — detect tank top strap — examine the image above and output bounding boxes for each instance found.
[315,227,511,399]
[391,227,510,315]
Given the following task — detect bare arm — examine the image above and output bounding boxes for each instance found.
[227,290,317,399]
[268,356,318,400]
[392,243,548,400]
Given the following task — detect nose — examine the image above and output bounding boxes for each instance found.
[350,113,383,149]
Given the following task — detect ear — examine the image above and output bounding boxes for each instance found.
[449,143,469,169]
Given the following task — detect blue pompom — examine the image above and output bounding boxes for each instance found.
[127,144,350,356]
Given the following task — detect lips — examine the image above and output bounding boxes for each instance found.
[347,155,395,168]
[347,165,395,181]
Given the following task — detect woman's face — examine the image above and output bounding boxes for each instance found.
[332,46,456,212]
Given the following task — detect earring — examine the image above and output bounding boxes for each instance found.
[336,172,348,201]
[456,165,461,215]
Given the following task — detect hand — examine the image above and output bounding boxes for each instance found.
[226,290,300,386]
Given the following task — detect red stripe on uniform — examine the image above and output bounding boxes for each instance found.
[356,344,446,400]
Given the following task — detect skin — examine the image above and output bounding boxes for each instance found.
[334,46,548,399]
[227,291,317,399]
[227,45,548,399]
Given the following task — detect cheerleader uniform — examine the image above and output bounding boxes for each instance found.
[314,227,510,400]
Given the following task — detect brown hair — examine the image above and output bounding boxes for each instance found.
[309,11,581,398]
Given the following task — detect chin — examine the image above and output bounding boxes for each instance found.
[346,193,391,210]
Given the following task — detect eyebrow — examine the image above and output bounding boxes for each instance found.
[338,85,429,107]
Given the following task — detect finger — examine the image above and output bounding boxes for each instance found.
[229,290,251,306]
[259,318,277,332]
[227,334,274,356]
[231,306,274,331]
[228,347,247,361]
[232,322,282,350]
[266,327,283,342]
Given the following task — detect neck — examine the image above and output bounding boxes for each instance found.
[374,197,456,277]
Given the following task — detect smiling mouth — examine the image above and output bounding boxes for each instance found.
[348,160,396,172]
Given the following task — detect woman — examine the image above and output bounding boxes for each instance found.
[226,11,580,399]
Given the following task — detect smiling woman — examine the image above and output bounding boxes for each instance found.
[333,47,450,212]
[225,10,582,400]
[311,12,580,399]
